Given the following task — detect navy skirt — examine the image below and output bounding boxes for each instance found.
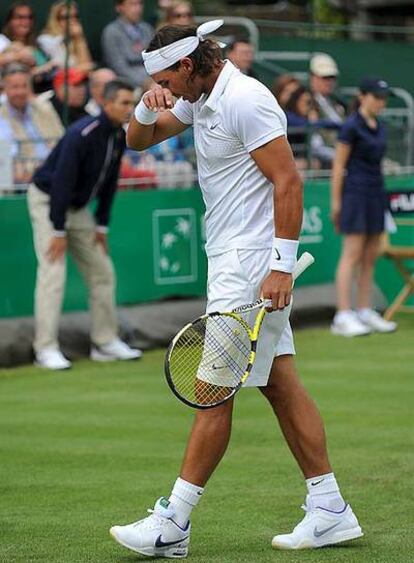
[340,191,386,234]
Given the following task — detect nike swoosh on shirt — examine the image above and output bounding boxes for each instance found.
[313,523,341,538]
[212,364,225,370]
[210,123,219,130]
[155,535,188,548]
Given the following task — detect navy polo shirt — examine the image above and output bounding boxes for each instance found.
[338,111,386,196]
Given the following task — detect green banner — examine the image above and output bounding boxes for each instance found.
[1,176,413,318]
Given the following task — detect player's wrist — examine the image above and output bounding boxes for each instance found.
[134,95,159,125]
[270,237,299,273]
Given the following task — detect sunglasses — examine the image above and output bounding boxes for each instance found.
[57,13,80,21]
[172,12,192,18]
[12,14,34,20]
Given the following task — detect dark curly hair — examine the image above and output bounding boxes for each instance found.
[146,25,222,77]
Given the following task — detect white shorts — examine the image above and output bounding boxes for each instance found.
[206,248,295,387]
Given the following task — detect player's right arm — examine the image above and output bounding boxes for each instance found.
[126,87,189,151]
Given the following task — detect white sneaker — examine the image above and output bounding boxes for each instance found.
[90,338,142,361]
[331,311,371,337]
[35,347,71,370]
[272,497,363,550]
[357,309,397,333]
[110,497,190,558]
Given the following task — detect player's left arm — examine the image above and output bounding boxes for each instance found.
[251,136,304,310]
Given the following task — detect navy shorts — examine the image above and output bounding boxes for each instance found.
[340,192,385,234]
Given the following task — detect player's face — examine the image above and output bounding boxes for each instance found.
[152,63,203,103]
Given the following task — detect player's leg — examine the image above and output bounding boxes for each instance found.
[110,249,246,558]
[331,233,371,336]
[261,355,363,549]
[27,185,70,369]
[356,233,396,332]
[260,354,331,479]
[110,399,234,557]
[66,208,140,360]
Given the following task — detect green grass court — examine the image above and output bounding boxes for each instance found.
[1,316,413,563]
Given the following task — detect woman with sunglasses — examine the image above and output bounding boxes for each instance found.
[37,1,94,74]
[158,0,194,28]
[0,1,37,68]
[330,77,397,337]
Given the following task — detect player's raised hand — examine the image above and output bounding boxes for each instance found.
[143,86,174,112]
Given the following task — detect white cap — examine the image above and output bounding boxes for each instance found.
[310,53,339,77]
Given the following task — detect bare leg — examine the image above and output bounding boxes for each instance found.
[335,234,366,311]
[357,234,382,309]
[260,355,331,478]
[179,398,234,486]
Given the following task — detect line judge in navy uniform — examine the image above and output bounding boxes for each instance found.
[28,80,142,370]
[330,77,397,337]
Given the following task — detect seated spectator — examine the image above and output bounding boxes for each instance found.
[37,1,94,75]
[85,68,117,116]
[227,38,257,79]
[158,1,195,28]
[272,74,301,109]
[38,67,88,127]
[285,85,340,170]
[0,2,36,69]
[102,0,154,90]
[0,63,63,186]
[309,53,347,167]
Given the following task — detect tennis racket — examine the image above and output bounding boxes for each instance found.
[165,251,315,409]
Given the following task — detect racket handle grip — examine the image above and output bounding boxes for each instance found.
[293,251,315,281]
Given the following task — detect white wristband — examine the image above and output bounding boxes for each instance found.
[134,96,158,125]
[270,237,299,273]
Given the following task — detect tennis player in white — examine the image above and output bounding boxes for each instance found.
[110,21,363,557]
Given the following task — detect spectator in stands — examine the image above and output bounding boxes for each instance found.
[0,2,61,94]
[102,0,154,90]
[0,63,63,186]
[28,80,142,370]
[37,1,94,74]
[309,53,346,167]
[0,2,36,69]
[45,67,89,126]
[272,74,301,109]
[158,1,195,28]
[85,68,117,116]
[331,77,397,337]
[227,38,257,79]
[285,85,341,170]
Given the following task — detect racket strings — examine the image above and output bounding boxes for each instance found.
[168,314,251,406]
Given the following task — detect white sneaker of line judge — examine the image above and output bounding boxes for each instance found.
[272,496,363,550]
[357,308,397,333]
[330,310,371,337]
[35,347,71,370]
[90,338,142,361]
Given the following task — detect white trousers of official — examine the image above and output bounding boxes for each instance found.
[206,248,295,387]
[27,184,118,353]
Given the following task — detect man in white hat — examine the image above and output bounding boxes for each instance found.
[309,53,347,166]
[109,23,362,558]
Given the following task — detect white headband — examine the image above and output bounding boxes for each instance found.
[142,19,224,75]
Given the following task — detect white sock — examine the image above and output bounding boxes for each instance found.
[169,477,204,527]
[306,472,346,512]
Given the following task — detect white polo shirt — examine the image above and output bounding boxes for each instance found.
[171,61,287,257]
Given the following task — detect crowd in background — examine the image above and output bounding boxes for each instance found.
[0,0,395,191]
